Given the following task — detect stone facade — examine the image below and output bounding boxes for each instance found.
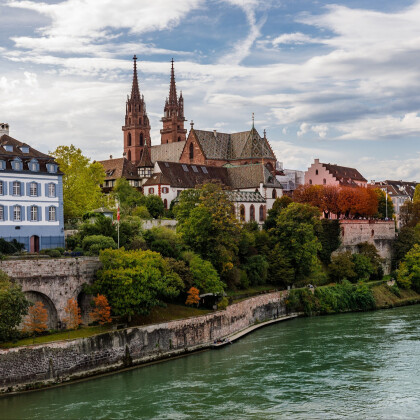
[0,257,101,327]
[0,291,287,393]
[334,220,396,273]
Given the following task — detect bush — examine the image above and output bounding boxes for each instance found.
[0,238,24,254]
[217,297,229,310]
[244,255,268,286]
[132,205,151,219]
[240,270,250,289]
[352,254,374,281]
[328,252,356,282]
[82,235,117,255]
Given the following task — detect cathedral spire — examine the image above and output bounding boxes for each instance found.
[131,55,140,100]
[168,58,177,106]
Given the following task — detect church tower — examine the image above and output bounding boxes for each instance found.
[160,59,187,144]
[123,55,151,163]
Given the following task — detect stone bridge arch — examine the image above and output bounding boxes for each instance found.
[24,291,58,329]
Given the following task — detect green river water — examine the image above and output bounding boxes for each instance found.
[1,305,419,419]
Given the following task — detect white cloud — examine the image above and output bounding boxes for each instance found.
[272,32,320,46]
[297,122,309,137]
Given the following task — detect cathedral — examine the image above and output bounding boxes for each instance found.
[99,56,282,222]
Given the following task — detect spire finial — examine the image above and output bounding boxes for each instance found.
[252,112,255,129]
[190,120,194,128]
[263,129,266,138]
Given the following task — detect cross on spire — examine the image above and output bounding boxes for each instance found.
[252,112,255,129]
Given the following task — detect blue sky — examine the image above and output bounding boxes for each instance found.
[0,0,419,181]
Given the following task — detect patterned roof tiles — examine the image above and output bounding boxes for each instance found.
[150,142,186,163]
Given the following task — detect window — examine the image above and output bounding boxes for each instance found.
[240,205,245,222]
[127,150,131,161]
[31,206,38,221]
[0,206,3,221]
[323,178,326,185]
[164,162,169,167]
[127,133,132,146]
[149,188,154,194]
[14,205,21,221]
[272,189,277,199]
[140,133,144,146]
[182,164,189,172]
[259,205,265,222]
[49,206,56,221]
[29,161,39,171]
[3,145,13,152]
[309,179,312,185]
[192,165,198,173]
[250,205,255,221]
[162,187,169,194]
[30,182,37,196]
[315,169,319,175]
[0,181,3,195]
[12,159,22,171]
[0,160,5,170]
[47,163,57,173]
[189,143,194,159]
[13,181,21,196]
[48,183,56,197]
[178,137,181,142]
[201,166,208,174]
[20,146,29,154]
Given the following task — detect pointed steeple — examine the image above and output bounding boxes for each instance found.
[131,55,140,100]
[168,58,177,106]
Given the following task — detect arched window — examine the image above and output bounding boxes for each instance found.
[189,143,194,159]
[127,150,131,161]
[127,133,132,146]
[178,137,181,142]
[250,205,255,221]
[323,178,326,185]
[272,189,277,199]
[163,199,168,209]
[316,169,319,175]
[240,205,245,222]
[140,133,144,146]
[309,179,312,185]
[259,205,265,222]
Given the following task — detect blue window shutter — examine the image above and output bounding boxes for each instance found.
[26,182,31,196]
[9,182,13,195]
[3,182,7,195]
[21,206,25,221]
[10,206,13,220]
[38,206,42,221]
[20,182,24,196]
[27,206,31,221]
[3,206,7,221]
[37,182,41,197]
[45,206,49,221]
[45,183,48,196]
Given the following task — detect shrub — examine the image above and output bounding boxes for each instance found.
[132,205,151,219]
[0,238,24,254]
[82,235,117,255]
[329,252,356,282]
[217,297,229,310]
[352,254,374,281]
[244,255,269,286]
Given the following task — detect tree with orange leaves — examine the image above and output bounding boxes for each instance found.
[293,185,323,208]
[89,294,112,325]
[22,301,48,338]
[63,298,82,330]
[185,287,200,307]
[321,185,341,218]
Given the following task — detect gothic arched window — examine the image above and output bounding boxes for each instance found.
[240,205,245,222]
[250,205,255,221]
[127,150,131,161]
[259,205,265,222]
[127,133,132,147]
[189,143,194,159]
[140,133,144,146]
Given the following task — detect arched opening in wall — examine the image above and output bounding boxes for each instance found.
[240,204,245,222]
[178,137,181,142]
[189,143,194,159]
[316,169,319,175]
[127,133,132,147]
[30,235,40,253]
[163,199,168,209]
[127,150,131,161]
[272,189,277,199]
[140,133,144,146]
[24,291,58,329]
[77,290,93,325]
[250,205,255,221]
[259,205,265,222]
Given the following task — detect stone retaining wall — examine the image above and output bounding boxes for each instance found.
[0,291,287,394]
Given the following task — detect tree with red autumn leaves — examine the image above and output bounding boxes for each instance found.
[185,287,200,307]
[22,301,48,336]
[63,298,82,330]
[89,294,112,325]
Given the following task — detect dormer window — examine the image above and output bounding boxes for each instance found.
[29,159,39,172]
[12,158,22,171]
[3,145,13,152]
[47,163,57,173]
[20,146,29,154]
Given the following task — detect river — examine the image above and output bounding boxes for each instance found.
[1,305,419,419]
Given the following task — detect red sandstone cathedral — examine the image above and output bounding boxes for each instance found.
[100,56,281,211]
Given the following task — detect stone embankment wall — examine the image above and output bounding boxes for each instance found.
[0,291,286,394]
[0,257,101,327]
[335,220,395,273]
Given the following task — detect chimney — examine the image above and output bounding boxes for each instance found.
[110,155,113,159]
[314,158,319,164]
[213,130,217,137]
[0,123,9,136]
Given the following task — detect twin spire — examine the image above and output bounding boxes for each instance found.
[131,55,140,100]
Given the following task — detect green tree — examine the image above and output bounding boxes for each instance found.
[263,196,293,230]
[0,271,29,342]
[270,203,322,284]
[244,255,269,286]
[399,201,420,228]
[357,242,384,280]
[145,195,165,219]
[318,219,341,264]
[94,249,184,319]
[329,252,356,283]
[413,185,420,203]
[392,226,420,269]
[374,189,395,219]
[82,235,117,255]
[50,145,105,221]
[111,178,145,216]
[352,254,374,281]
[397,244,420,292]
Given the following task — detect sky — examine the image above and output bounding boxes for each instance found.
[0,0,419,181]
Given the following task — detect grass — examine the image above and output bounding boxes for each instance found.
[372,283,420,308]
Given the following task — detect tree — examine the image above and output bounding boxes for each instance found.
[321,185,341,218]
[22,301,48,336]
[244,255,269,286]
[397,244,420,292]
[414,185,420,203]
[50,145,105,221]
[264,196,293,230]
[318,219,341,264]
[293,184,323,208]
[329,252,356,283]
[337,187,378,218]
[63,298,82,330]
[82,235,117,255]
[352,254,374,281]
[0,272,29,342]
[145,195,165,219]
[185,287,200,306]
[399,201,420,228]
[392,226,420,269]
[90,294,112,325]
[94,248,184,319]
[375,189,394,219]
